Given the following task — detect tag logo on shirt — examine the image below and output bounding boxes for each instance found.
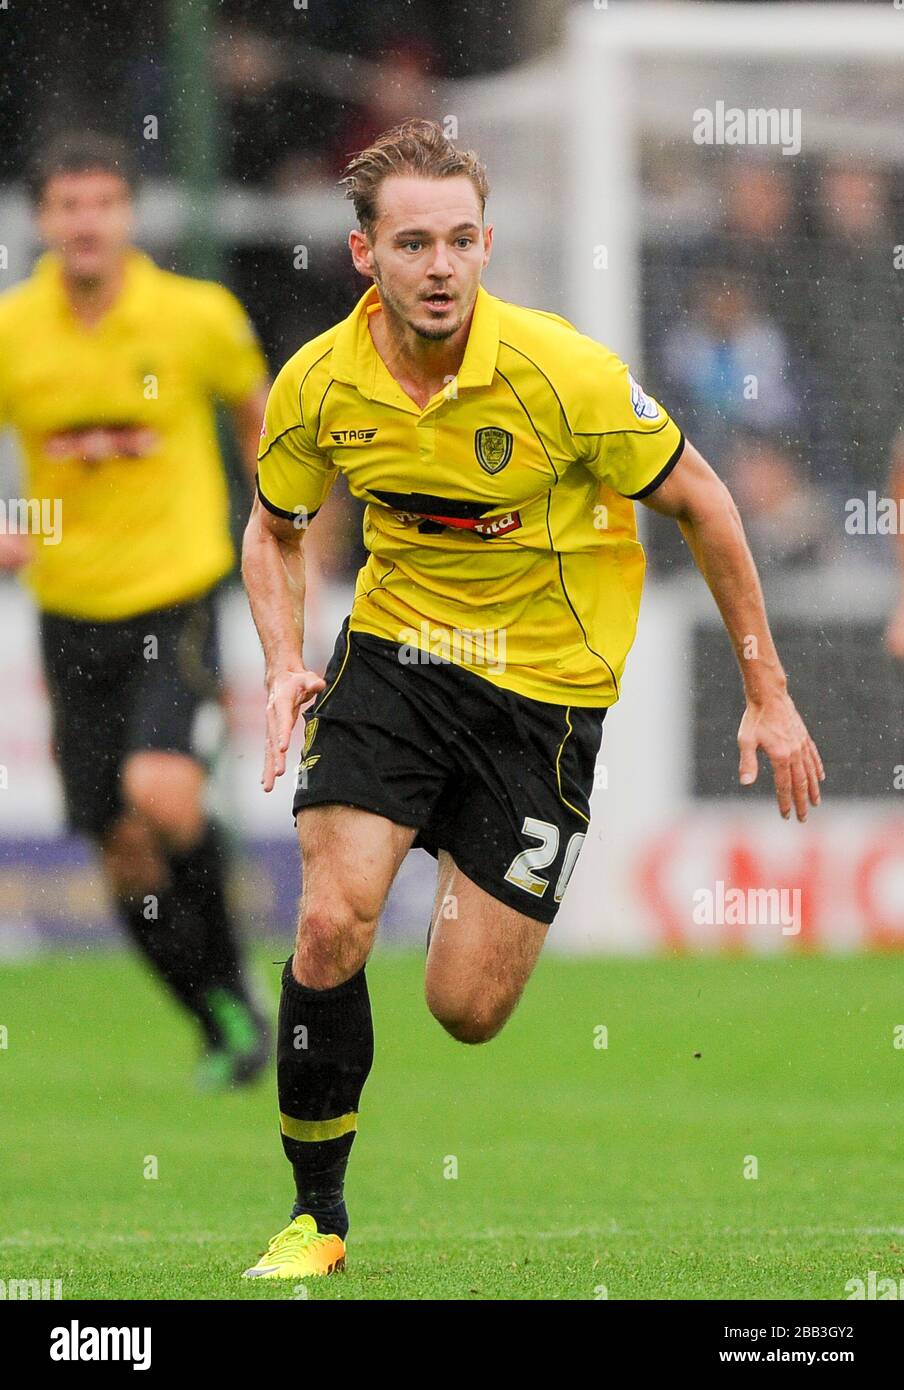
[628,375,661,422]
[474,426,513,474]
[330,428,378,444]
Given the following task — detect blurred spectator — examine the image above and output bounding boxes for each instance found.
[724,161,792,242]
[213,25,339,187]
[645,158,806,337]
[325,40,441,176]
[820,163,888,240]
[718,160,812,320]
[728,434,836,571]
[662,271,797,461]
[802,161,904,490]
[648,153,904,546]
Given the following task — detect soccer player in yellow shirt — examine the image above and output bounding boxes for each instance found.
[241,119,824,1277]
[0,133,272,1090]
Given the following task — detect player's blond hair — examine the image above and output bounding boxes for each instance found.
[340,118,490,238]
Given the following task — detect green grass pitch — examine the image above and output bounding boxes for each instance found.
[2,946,902,1300]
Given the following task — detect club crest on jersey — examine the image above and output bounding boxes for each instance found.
[474,427,513,474]
[298,716,321,776]
[628,375,660,422]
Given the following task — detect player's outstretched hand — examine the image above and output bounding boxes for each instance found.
[737,689,824,822]
[262,666,326,793]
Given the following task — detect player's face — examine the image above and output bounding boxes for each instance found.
[357,174,492,341]
[37,170,134,285]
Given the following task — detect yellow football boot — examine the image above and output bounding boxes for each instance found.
[242,1214,346,1279]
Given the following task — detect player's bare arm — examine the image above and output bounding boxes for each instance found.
[641,437,825,822]
[231,382,272,488]
[241,497,325,792]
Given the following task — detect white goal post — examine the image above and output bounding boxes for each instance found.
[566,1,904,364]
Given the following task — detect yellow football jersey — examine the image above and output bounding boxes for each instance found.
[257,283,684,706]
[0,249,268,619]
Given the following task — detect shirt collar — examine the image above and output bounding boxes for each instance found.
[33,248,155,322]
[331,281,500,400]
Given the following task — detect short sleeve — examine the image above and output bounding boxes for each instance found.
[256,361,337,523]
[197,283,269,405]
[579,354,684,499]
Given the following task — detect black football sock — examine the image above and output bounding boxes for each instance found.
[114,884,221,1046]
[277,958,374,1240]
[165,821,251,1001]
[113,822,259,1050]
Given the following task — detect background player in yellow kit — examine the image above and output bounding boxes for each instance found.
[0,133,272,1090]
[241,120,824,1277]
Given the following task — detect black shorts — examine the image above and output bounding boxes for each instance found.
[39,591,221,838]
[293,617,607,925]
